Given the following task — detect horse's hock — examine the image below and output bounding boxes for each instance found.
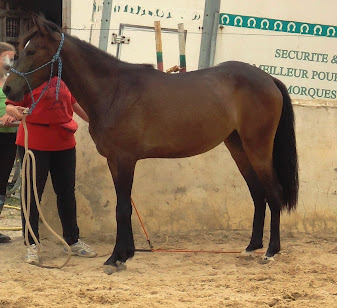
[39,103,337,239]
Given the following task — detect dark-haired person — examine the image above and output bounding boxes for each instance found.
[0,42,17,243]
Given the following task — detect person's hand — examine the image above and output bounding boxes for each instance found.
[1,113,17,126]
[10,106,26,120]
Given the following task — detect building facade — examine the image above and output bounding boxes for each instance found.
[0,0,33,48]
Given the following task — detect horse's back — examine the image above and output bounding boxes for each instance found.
[99,60,283,159]
[143,60,281,105]
[216,61,280,91]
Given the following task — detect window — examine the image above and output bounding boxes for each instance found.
[6,18,20,38]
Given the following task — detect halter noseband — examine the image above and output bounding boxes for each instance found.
[11,33,65,115]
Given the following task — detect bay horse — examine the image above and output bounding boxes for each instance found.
[3,16,298,274]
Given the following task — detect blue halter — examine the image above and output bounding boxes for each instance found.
[11,33,65,115]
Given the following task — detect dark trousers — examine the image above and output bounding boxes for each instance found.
[0,133,17,196]
[18,146,79,246]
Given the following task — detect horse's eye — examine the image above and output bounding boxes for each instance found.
[26,50,36,56]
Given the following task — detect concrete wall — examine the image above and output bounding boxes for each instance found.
[41,103,337,239]
[40,0,337,240]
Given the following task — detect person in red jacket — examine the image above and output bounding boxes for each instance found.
[6,76,97,265]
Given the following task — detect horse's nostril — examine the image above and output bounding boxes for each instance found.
[2,85,11,96]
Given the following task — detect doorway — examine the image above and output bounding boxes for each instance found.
[16,0,63,26]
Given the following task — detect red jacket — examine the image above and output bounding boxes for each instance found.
[6,77,77,151]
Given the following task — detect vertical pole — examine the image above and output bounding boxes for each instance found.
[178,23,186,73]
[154,21,163,72]
[89,0,97,44]
[99,0,113,51]
[209,10,220,67]
[198,0,221,69]
[62,0,71,34]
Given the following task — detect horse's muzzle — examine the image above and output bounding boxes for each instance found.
[2,85,24,102]
[2,85,11,97]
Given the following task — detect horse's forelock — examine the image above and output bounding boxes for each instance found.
[18,17,61,51]
[18,29,37,51]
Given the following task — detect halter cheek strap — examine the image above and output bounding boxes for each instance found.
[10,33,65,115]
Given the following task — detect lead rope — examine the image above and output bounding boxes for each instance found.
[131,199,264,255]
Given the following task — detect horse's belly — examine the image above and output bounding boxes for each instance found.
[142,122,233,159]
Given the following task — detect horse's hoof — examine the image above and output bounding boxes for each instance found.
[260,254,275,263]
[103,262,126,275]
[103,265,118,275]
[239,250,255,258]
[239,249,261,258]
[116,261,127,270]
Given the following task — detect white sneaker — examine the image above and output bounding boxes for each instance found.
[25,244,39,265]
[64,240,97,258]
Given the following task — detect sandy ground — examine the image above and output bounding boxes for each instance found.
[1,204,337,308]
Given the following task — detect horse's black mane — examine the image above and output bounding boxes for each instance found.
[44,17,154,71]
[66,33,155,71]
[21,16,154,71]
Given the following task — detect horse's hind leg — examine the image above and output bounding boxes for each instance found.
[240,135,283,259]
[225,131,266,252]
[103,155,137,274]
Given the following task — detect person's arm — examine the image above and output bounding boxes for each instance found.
[73,102,89,123]
[6,104,26,120]
[0,113,17,126]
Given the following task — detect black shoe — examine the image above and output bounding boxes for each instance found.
[0,233,11,243]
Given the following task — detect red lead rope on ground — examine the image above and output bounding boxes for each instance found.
[131,198,153,249]
[131,198,265,255]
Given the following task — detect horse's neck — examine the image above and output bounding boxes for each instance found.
[60,37,120,117]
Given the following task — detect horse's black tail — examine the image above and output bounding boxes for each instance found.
[272,77,299,212]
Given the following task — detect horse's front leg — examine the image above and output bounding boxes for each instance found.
[103,156,136,275]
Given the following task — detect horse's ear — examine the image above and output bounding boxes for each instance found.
[32,14,48,36]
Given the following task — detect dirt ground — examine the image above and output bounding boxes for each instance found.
[1,204,337,308]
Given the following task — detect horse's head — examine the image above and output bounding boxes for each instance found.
[3,15,62,101]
